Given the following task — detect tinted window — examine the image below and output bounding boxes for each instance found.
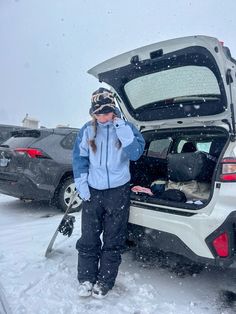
[147,138,171,158]
[0,126,26,144]
[0,130,10,143]
[61,132,78,150]
[3,136,38,148]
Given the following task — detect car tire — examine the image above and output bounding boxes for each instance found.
[56,177,82,212]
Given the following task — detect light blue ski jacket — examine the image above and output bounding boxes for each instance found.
[72,117,145,200]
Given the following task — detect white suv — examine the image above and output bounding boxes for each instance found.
[88,35,236,267]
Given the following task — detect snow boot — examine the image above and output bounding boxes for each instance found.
[92,282,110,299]
[78,281,93,297]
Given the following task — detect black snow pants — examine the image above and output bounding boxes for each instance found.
[76,182,130,289]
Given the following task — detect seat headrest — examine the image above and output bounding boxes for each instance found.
[181,142,197,153]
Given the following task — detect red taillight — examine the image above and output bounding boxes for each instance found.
[212,232,229,257]
[15,148,45,158]
[220,158,236,182]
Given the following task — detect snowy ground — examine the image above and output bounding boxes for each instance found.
[0,194,236,314]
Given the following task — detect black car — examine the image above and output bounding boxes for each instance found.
[0,127,81,211]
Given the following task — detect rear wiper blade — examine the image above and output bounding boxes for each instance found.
[0,144,9,148]
[138,94,221,111]
[172,95,221,103]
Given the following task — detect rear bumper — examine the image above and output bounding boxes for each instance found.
[128,202,236,267]
[0,172,54,200]
[128,223,217,266]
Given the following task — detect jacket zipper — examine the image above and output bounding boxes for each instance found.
[100,142,103,166]
[105,125,110,188]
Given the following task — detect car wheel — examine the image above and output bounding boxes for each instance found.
[56,177,82,212]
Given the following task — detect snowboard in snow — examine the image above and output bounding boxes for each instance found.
[45,191,79,258]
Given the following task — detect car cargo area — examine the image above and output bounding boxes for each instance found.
[130,126,229,209]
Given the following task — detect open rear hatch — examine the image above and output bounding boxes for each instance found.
[88,35,236,138]
[88,36,236,210]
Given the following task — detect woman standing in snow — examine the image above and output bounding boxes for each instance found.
[72,87,145,298]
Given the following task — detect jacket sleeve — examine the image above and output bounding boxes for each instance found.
[72,124,90,200]
[113,118,145,161]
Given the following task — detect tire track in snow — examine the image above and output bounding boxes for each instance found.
[0,282,12,314]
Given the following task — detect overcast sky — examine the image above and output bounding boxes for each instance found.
[1,0,236,128]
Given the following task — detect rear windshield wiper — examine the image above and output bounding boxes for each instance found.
[172,95,221,103]
[137,94,221,112]
[0,144,9,148]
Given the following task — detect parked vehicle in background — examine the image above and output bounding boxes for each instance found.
[0,127,81,211]
[0,124,27,145]
[88,35,236,268]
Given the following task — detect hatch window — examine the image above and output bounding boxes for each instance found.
[124,65,220,109]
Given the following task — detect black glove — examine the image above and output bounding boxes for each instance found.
[58,215,75,237]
